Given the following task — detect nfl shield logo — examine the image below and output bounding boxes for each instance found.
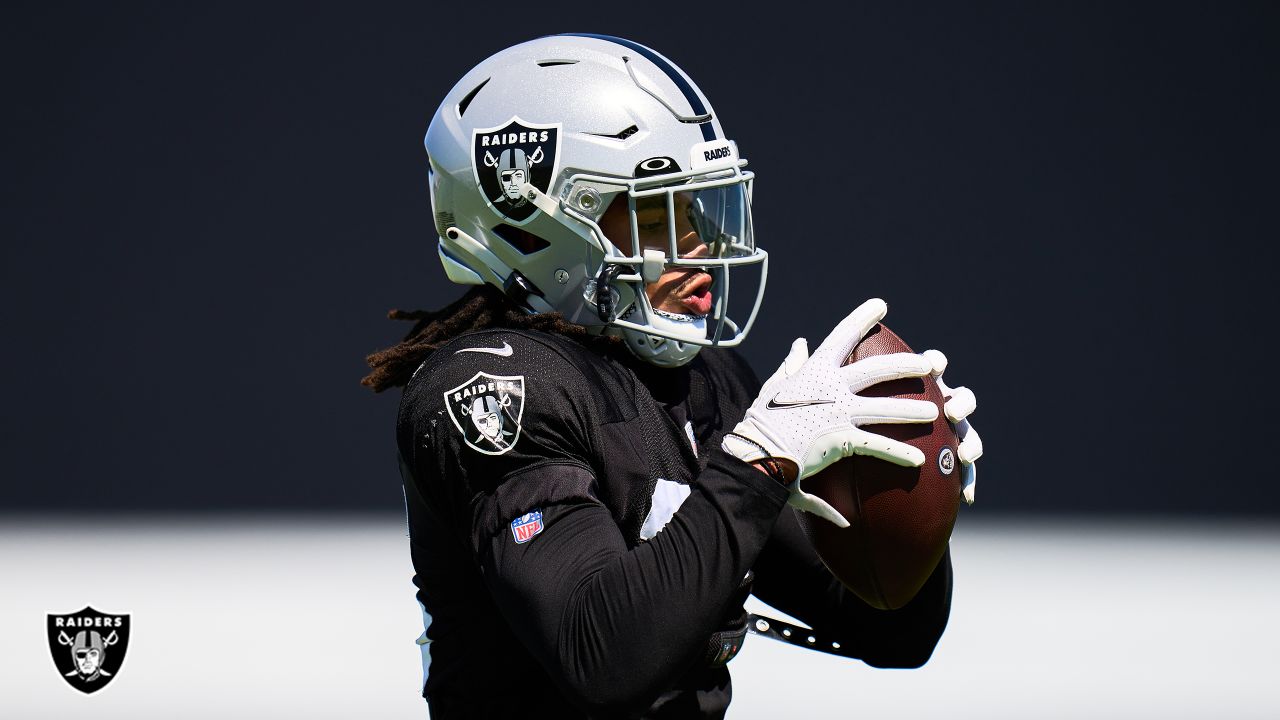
[471,116,561,225]
[510,510,544,544]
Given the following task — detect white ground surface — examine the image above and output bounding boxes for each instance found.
[1,515,1276,719]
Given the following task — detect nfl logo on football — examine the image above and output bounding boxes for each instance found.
[510,511,544,544]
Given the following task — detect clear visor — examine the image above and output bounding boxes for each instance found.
[618,182,755,263]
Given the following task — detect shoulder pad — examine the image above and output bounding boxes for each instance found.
[401,329,601,461]
[413,329,583,394]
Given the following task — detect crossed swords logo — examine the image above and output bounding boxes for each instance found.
[47,607,131,693]
[445,372,526,456]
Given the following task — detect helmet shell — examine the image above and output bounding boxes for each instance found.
[425,35,762,366]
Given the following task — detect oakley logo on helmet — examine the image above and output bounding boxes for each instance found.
[635,156,681,178]
[445,371,526,456]
[472,117,561,225]
[47,606,131,694]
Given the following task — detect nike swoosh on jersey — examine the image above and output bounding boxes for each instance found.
[455,342,514,357]
[765,395,836,410]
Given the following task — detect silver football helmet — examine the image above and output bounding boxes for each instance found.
[424,34,767,367]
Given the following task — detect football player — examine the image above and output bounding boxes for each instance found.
[363,34,982,719]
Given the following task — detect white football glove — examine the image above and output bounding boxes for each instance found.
[922,349,983,505]
[722,299,938,528]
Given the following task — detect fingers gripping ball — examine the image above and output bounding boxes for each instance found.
[798,324,961,610]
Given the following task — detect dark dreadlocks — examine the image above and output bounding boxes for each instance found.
[361,284,622,393]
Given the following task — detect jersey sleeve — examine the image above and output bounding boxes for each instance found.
[750,506,954,668]
[401,330,792,715]
[480,450,788,716]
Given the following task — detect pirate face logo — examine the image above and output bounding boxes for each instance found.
[444,371,526,455]
[472,117,561,225]
[496,148,537,202]
[73,633,107,677]
[47,606,130,694]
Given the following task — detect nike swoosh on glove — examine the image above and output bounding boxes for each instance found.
[722,298,938,527]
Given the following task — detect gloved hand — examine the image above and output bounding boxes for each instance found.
[922,350,983,505]
[722,298,938,527]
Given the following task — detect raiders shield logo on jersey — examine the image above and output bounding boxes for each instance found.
[444,371,526,455]
[472,117,561,225]
[47,606,131,694]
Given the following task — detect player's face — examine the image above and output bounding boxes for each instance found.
[500,169,526,199]
[599,194,713,317]
[76,648,101,674]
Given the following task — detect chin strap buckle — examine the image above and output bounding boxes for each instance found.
[594,264,623,322]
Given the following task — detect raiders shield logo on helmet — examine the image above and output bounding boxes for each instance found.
[444,371,526,455]
[472,117,561,225]
[47,606,131,694]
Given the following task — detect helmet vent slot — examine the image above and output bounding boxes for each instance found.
[536,59,579,67]
[456,78,489,118]
[492,224,551,255]
[586,124,639,141]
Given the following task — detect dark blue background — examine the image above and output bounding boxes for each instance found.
[3,2,1276,513]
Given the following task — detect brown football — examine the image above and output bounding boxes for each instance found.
[797,323,961,610]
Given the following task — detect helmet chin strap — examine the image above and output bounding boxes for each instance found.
[614,303,707,368]
[653,307,708,323]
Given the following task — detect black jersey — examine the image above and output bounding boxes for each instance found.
[397,327,953,719]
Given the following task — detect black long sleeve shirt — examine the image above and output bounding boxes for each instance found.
[397,328,952,719]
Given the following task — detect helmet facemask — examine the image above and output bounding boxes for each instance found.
[551,162,768,366]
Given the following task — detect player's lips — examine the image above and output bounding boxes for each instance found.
[677,272,714,316]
